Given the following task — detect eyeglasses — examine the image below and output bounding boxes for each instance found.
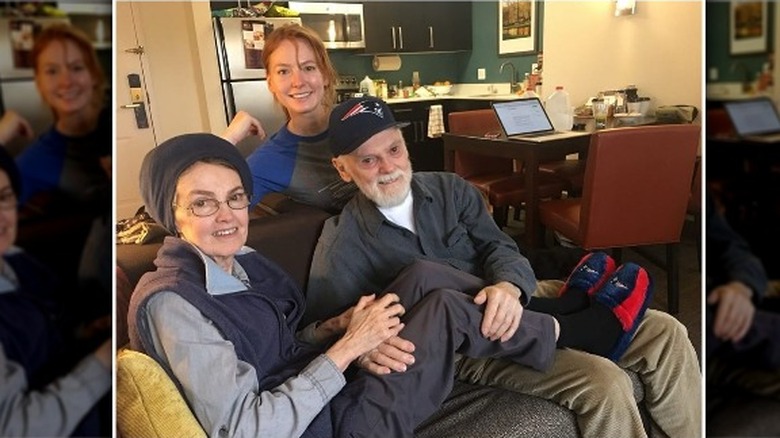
[0,189,16,211]
[173,192,250,217]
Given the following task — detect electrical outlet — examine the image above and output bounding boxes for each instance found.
[477,68,486,80]
[709,67,719,81]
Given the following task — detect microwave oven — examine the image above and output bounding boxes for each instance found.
[288,2,365,49]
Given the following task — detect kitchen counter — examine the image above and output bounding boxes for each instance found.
[706,82,762,101]
[385,83,523,104]
[385,93,522,104]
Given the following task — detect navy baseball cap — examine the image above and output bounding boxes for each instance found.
[328,96,409,157]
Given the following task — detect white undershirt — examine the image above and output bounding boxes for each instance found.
[377,190,416,234]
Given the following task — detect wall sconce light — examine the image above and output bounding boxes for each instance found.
[615,0,636,16]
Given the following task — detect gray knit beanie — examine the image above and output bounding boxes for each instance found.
[139,133,253,234]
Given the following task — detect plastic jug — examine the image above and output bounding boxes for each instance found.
[360,75,375,96]
[545,86,573,131]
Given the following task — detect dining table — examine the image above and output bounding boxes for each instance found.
[441,131,591,248]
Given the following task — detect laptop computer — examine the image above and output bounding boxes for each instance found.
[723,97,780,143]
[491,98,588,143]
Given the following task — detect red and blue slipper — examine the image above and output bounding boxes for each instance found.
[558,251,617,297]
[592,262,654,361]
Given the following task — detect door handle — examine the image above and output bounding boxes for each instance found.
[126,74,149,129]
[125,46,144,55]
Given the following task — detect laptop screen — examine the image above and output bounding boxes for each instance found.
[723,98,780,136]
[492,98,555,136]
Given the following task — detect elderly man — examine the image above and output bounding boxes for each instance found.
[306,96,701,438]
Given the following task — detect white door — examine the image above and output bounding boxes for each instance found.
[115,1,158,220]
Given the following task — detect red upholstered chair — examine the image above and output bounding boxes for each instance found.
[539,158,586,196]
[538,125,701,314]
[448,109,516,198]
[448,109,566,228]
[706,108,735,138]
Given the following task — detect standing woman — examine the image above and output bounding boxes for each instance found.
[18,23,111,207]
[221,24,355,212]
[8,23,112,325]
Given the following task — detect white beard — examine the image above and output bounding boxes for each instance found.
[357,167,412,208]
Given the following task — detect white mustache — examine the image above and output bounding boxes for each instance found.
[376,171,404,184]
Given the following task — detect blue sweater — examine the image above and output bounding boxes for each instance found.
[245,125,355,212]
[15,109,111,207]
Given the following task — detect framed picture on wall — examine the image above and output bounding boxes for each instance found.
[730,0,767,54]
[498,0,537,55]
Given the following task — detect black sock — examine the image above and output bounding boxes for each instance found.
[556,303,623,357]
[526,288,590,315]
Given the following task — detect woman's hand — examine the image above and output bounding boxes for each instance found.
[94,339,112,370]
[312,306,354,343]
[325,294,405,371]
[0,110,33,145]
[221,111,267,145]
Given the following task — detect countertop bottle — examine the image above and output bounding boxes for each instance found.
[545,86,573,131]
[360,75,374,96]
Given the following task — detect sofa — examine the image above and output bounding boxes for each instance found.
[115,195,660,438]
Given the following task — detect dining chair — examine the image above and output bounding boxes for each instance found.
[447,109,566,228]
[538,125,701,314]
[447,109,515,196]
[539,158,586,196]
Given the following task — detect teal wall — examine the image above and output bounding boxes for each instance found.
[706,1,773,83]
[328,1,542,86]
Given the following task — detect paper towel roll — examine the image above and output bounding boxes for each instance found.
[373,55,402,72]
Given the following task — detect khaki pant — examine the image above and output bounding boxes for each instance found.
[454,280,702,438]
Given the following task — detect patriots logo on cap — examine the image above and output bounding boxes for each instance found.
[341,100,384,121]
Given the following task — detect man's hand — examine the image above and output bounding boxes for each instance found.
[473,281,523,342]
[220,110,266,145]
[357,335,416,375]
[708,281,755,343]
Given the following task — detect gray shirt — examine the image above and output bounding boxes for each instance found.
[305,172,537,326]
[0,247,110,437]
[142,245,345,438]
[0,346,110,437]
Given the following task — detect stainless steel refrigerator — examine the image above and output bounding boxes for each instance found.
[0,16,70,155]
[212,16,301,155]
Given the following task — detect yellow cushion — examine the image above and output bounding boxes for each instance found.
[116,348,207,438]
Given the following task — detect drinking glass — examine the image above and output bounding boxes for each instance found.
[593,100,609,130]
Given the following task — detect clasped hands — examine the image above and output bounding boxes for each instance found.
[342,282,523,375]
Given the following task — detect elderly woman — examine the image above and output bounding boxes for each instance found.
[0,147,111,437]
[127,133,558,437]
